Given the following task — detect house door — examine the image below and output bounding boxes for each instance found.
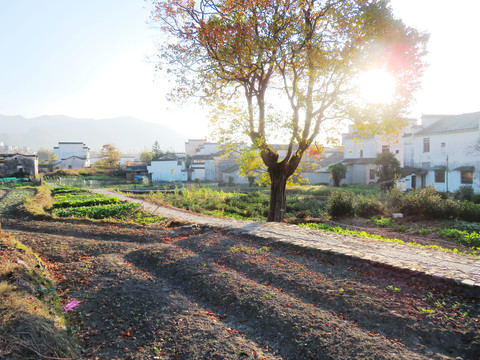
[421,174,426,187]
[411,175,416,189]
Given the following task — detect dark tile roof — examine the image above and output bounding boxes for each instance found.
[342,158,376,165]
[415,111,480,136]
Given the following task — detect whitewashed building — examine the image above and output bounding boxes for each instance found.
[400,112,480,192]
[53,142,90,169]
[148,139,343,185]
[148,155,186,182]
[341,122,411,185]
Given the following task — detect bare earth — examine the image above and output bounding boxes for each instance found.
[1,190,479,359]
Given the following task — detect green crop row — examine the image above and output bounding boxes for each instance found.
[52,197,121,209]
[50,186,90,195]
[53,202,140,219]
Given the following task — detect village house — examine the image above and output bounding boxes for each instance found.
[53,142,90,169]
[341,122,411,185]
[0,153,38,178]
[124,165,150,183]
[148,154,186,182]
[399,112,480,192]
[148,139,343,185]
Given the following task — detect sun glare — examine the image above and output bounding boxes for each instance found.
[359,70,396,104]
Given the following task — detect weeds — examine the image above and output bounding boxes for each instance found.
[300,222,478,255]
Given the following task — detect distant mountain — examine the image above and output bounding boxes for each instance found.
[0,115,187,152]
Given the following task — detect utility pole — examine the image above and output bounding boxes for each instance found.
[446,154,449,193]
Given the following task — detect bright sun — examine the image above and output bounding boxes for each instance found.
[359,70,396,104]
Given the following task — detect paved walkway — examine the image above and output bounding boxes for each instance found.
[95,189,480,295]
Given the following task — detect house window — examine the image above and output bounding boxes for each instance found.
[369,169,376,180]
[382,145,390,153]
[423,138,430,153]
[461,171,473,184]
[441,142,446,148]
[395,150,400,154]
[360,150,363,158]
[434,170,445,183]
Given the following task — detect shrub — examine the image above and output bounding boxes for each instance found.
[446,220,480,233]
[454,186,476,202]
[326,191,354,217]
[286,196,325,218]
[457,201,480,222]
[383,187,404,212]
[328,163,347,187]
[354,196,384,218]
[401,186,457,219]
[428,198,459,220]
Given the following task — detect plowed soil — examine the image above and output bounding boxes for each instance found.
[1,189,479,359]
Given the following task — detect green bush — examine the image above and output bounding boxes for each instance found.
[353,196,384,218]
[326,191,354,217]
[401,187,457,220]
[286,196,325,218]
[383,187,404,212]
[453,186,476,202]
[429,198,459,220]
[446,220,480,233]
[457,201,480,222]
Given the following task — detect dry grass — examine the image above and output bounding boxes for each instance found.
[0,230,80,359]
[19,184,54,219]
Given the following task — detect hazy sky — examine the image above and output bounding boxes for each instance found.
[0,0,479,139]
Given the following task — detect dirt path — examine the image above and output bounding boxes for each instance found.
[4,215,479,360]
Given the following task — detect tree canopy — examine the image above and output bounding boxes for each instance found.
[96,144,121,170]
[375,151,401,189]
[151,0,428,221]
[328,162,347,187]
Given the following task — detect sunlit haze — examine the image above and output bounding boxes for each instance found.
[0,0,479,144]
[359,70,396,104]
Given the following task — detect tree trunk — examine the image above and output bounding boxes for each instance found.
[267,166,288,222]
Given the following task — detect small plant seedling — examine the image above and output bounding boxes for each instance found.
[420,308,435,314]
[386,285,400,292]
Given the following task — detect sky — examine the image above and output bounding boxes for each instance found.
[0,0,479,141]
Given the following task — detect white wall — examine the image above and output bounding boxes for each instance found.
[54,157,88,170]
[407,130,480,192]
[54,142,90,164]
[148,160,183,182]
[196,143,220,156]
[222,171,249,185]
[204,160,217,181]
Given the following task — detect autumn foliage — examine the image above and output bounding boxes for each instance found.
[151,0,427,221]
